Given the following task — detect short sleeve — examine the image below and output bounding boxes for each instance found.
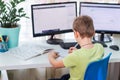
[63,53,77,68]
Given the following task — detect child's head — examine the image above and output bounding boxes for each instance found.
[73,15,95,39]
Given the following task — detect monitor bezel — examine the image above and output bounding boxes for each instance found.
[31,1,77,37]
[79,2,120,34]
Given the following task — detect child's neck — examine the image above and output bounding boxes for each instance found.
[78,37,93,48]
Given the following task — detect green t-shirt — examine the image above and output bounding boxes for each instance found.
[63,43,104,80]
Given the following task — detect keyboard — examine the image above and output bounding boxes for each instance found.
[60,41,107,49]
[6,44,47,60]
[59,42,81,49]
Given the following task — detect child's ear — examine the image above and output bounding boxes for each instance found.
[74,30,79,38]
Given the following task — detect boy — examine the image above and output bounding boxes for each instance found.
[48,15,104,80]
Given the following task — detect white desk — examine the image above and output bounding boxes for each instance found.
[0,41,68,70]
[0,40,69,80]
[0,39,120,80]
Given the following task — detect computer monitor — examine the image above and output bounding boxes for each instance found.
[79,2,120,42]
[31,2,77,44]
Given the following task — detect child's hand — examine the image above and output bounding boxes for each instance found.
[68,47,77,54]
[48,50,59,59]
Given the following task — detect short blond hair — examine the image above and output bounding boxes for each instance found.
[73,15,95,38]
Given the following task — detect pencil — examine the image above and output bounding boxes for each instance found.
[74,43,78,48]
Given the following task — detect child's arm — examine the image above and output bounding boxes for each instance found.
[48,51,65,68]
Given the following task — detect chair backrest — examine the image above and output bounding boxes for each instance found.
[84,53,112,80]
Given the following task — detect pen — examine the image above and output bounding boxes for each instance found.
[2,35,7,42]
[25,53,42,60]
[74,43,78,48]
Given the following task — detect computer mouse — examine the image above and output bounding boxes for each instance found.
[109,45,119,51]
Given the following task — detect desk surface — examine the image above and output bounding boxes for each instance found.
[0,41,68,70]
[0,39,120,70]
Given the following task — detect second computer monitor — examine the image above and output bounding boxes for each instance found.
[80,2,120,42]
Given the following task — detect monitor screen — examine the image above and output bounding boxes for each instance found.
[31,2,77,37]
[80,2,120,34]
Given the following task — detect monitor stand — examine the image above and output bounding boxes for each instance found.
[47,34,63,44]
[93,33,112,47]
[93,32,112,43]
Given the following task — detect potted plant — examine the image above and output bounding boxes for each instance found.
[0,0,29,48]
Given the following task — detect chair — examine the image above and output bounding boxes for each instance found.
[84,53,112,80]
